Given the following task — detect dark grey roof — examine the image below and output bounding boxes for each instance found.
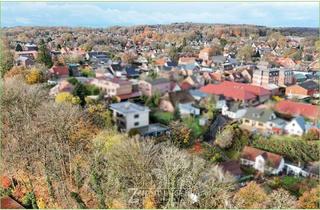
[169,90,195,105]
[136,123,169,136]
[243,107,275,123]
[299,80,319,90]
[146,78,170,85]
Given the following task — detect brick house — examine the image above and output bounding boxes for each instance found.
[286,80,319,98]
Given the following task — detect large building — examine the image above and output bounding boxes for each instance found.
[200,81,271,106]
[252,61,294,87]
[109,102,150,132]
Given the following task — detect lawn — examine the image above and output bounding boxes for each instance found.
[150,110,174,125]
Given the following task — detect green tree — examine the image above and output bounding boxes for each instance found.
[72,83,88,106]
[15,43,23,51]
[37,39,53,68]
[0,38,14,77]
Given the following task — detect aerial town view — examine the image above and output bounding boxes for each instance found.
[0,1,319,209]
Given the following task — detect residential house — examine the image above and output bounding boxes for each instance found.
[222,102,247,119]
[15,56,34,67]
[189,89,208,101]
[25,43,38,51]
[199,47,214,61]
[286,80,319,99]
[200,81,271,106]
[159,90,196,113]
[136,123,169,137]
[109,102,150,132]
[274,100,320,121]
[108,63,126,77]
[240,146,285,175]
[15,50,38,60]
[284,116,306,136]
[89,77,132,98]
[125,66,140,78]
[178,57,197,65]
[49,65,69,78]
[241,107,286,135]
[278,69,294,87]
[139,78,171,96]
[252,68,279,86]
[219,160,243,179]
[1,196,25,209]
[49,80,74,96]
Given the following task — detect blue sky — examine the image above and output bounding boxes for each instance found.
[1,2,319,28]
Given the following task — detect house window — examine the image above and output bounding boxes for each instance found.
[258,123,263,126]
[245,119,250,123]
[134,114,139,119]
[134,122,139,126]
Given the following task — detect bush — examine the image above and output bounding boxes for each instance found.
[251,136,319,163]
[25,68,43,84]
[302,129,320,141]
[128,128,140,137]
[80,68,95,77]
[67,77,79,85]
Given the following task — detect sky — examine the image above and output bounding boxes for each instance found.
[1,2,319,28]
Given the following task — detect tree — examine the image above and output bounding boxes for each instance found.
[15,43,23,52]
[37,39,53,68]
[237,45,253,62]
[25,68,43,84]
[297,187,320,209]
[302,129,319,141]
[215,125,234,149]
[200,96,217,120]
[266,188,296,209]
[72,83,89,106]
[0,38,14,77]
[169,121,192,148]
[233,181,268,208]
[168,46,180,63]
[86,104,113,128]
[55,92,80,105]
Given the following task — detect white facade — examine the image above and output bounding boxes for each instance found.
[222,105,247,119]
[110,102,150,132]
[284,118,305,136]
[241,156,285,175]
[179,103,200,116]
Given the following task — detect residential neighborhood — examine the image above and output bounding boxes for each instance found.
[1,2,319,209]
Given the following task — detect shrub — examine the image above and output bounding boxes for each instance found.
[25,68,43,84]
[251,136,319,163]
[80,68,95,77]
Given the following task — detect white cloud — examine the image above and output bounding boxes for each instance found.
[1,2,318,27]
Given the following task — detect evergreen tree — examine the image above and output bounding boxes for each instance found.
[37,39,53,68]
[15,43,23,51]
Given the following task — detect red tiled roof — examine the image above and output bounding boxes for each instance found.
[1,196,25,209]
[274,100,320,121]
[241,146,283,168]
[50,66,69,76]
[180,81,193,90]
[118,91,141,100]
[200,81,270,101]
